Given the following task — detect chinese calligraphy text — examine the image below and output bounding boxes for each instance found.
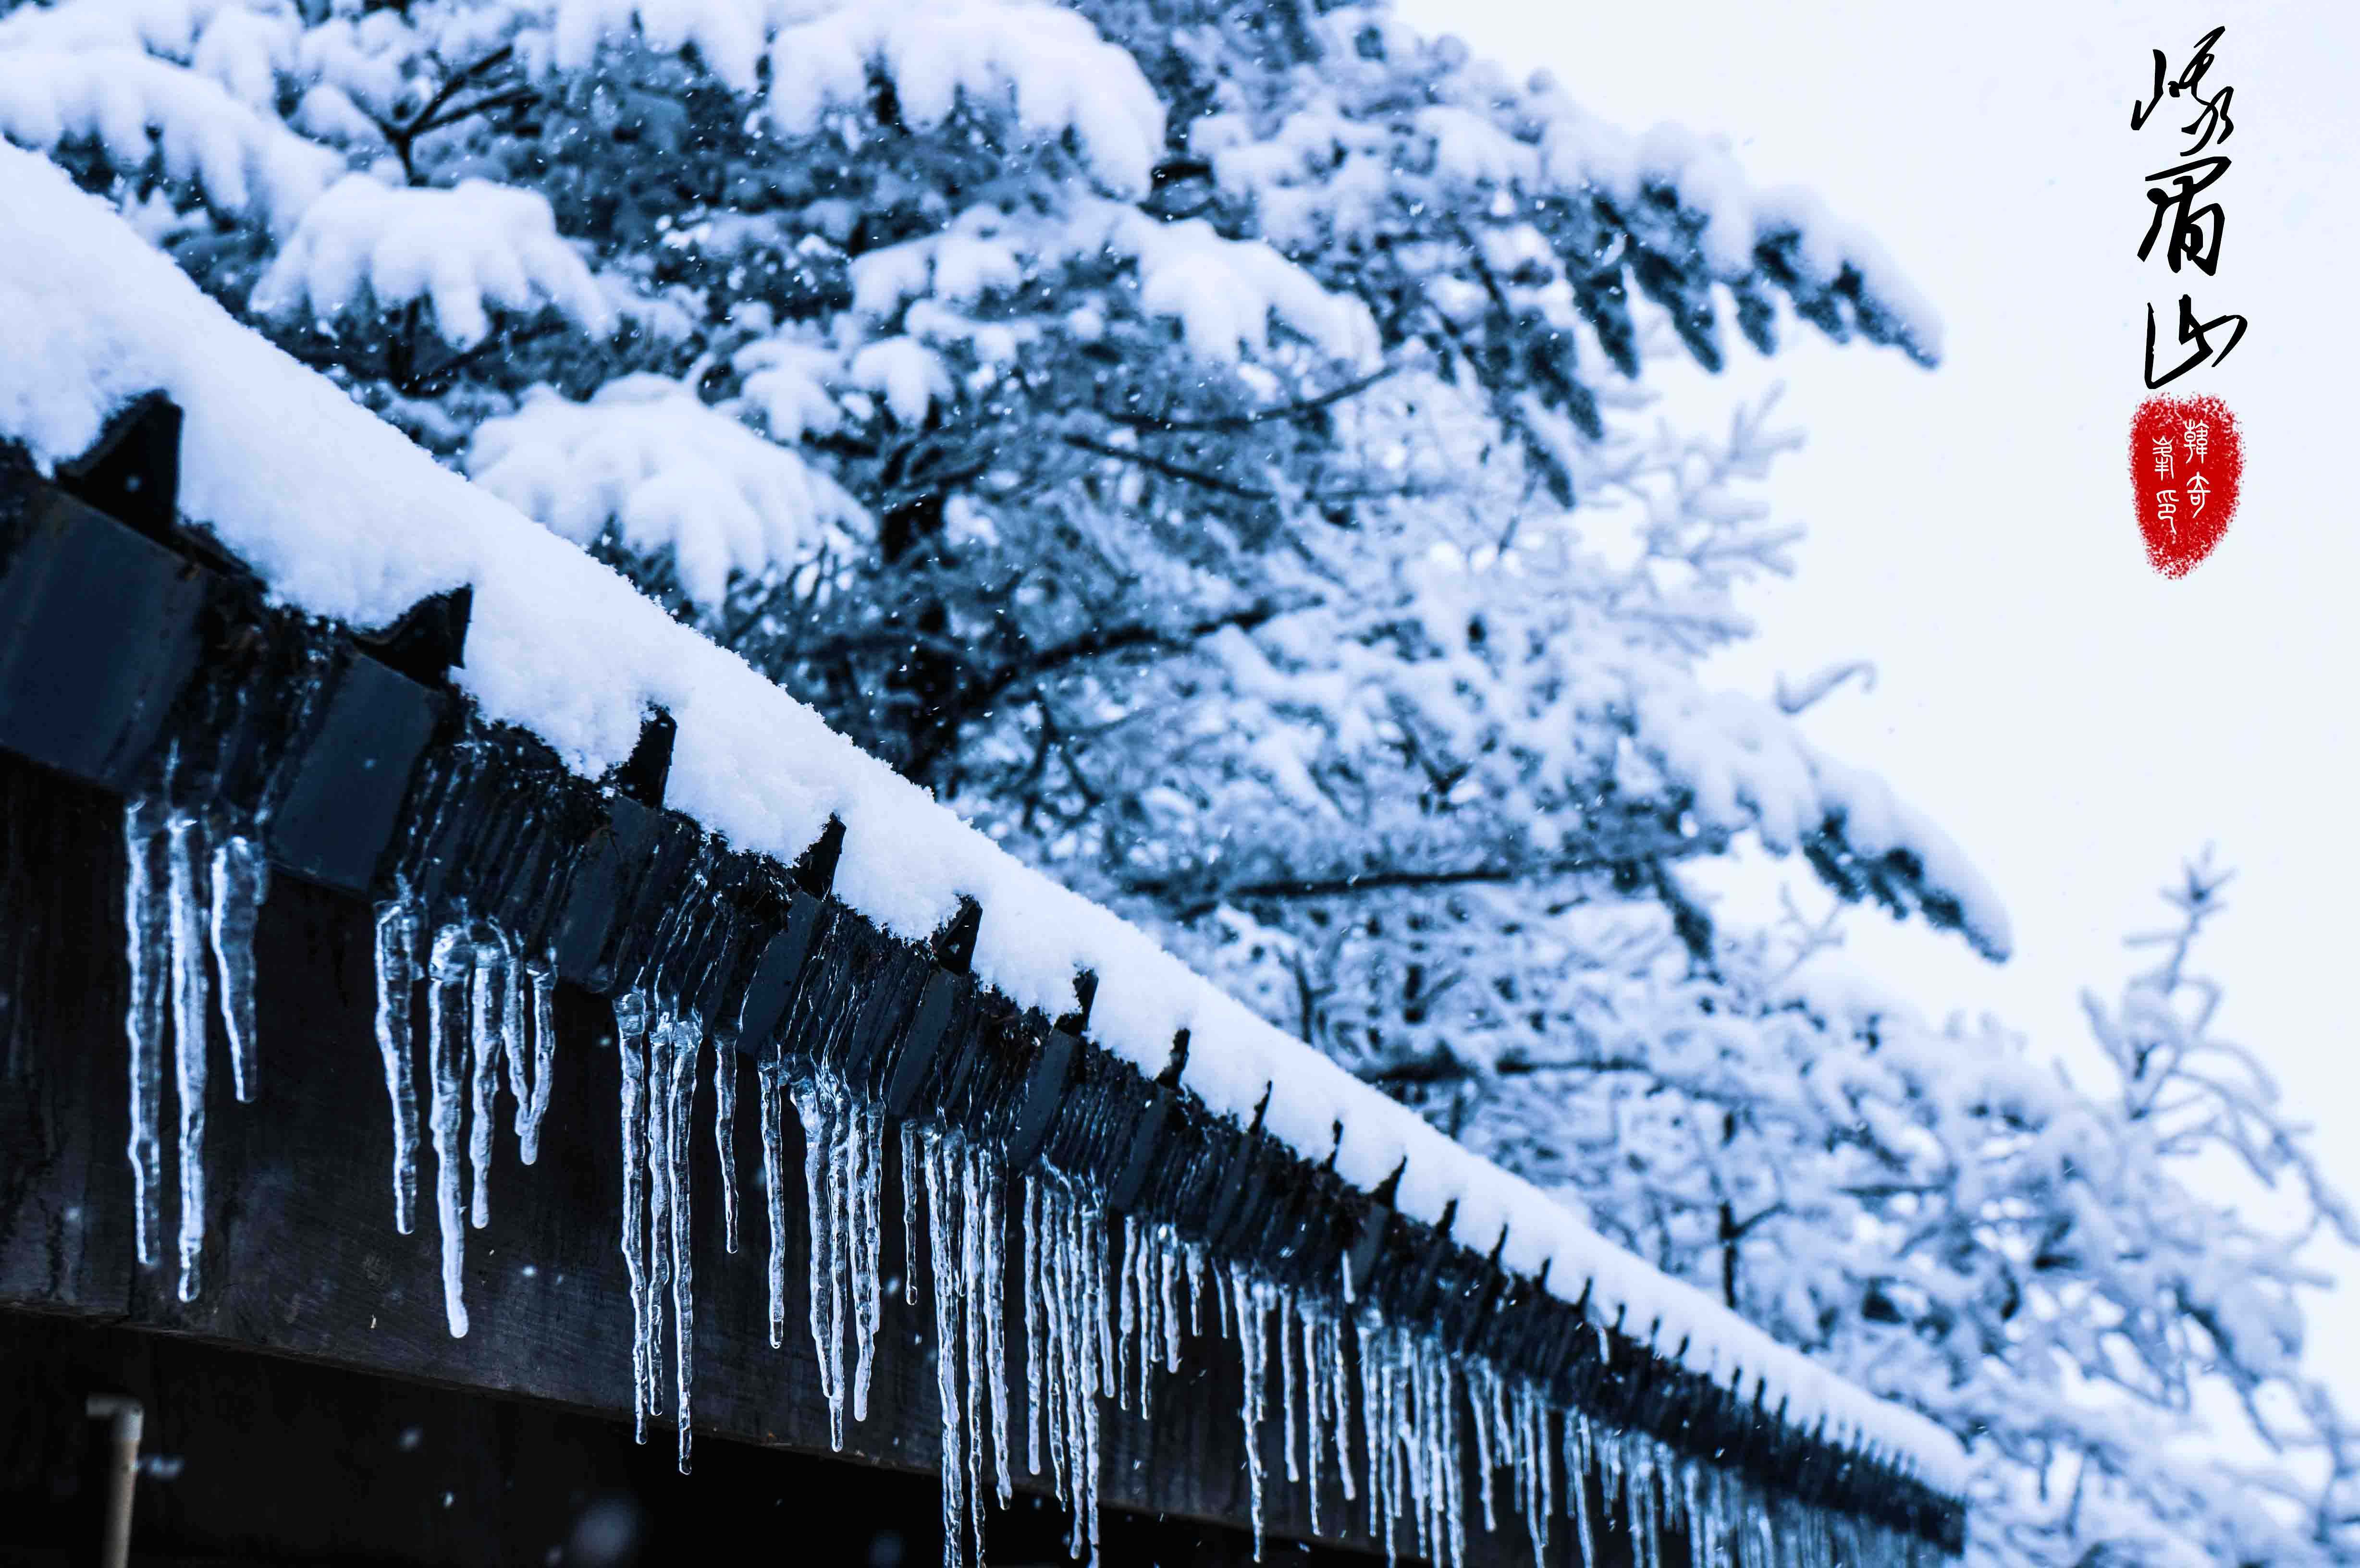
[2131,27,2244,576]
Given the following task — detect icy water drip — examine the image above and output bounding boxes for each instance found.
[371,894,422,1234]
[207,831,266,1104]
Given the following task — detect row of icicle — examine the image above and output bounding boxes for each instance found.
[118,800,1949,1568]
[120,799,265,1302]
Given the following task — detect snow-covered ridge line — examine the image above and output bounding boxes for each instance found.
[0,143,1967,1500]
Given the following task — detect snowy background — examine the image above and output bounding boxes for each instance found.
[1394,0,2360,1393]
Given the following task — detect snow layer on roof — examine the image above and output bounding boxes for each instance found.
[0,142,1968,1497]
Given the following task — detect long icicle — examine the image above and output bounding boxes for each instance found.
[425,924,471,1337]
[1281,1281,1300,1488]
[1023,1176,1045,1480]
[465,930,504,1229]
[1233,1266,1268,1562]
[667,1018,699,1474]
[371,894,421,1233]
[849,1098,883,1423]
[978,1143,1009,1508]
[123,801,168,1269]
[616,992,651,1443]
[714,1043,739,1255]
[793,1075,846,1448]
[644,1014,675,1421]
[921,1132,969,1568]
[164,810,209,1303]
[495,928,528,1142]
[759,1054,786,1349]
[958,1140,986,1568]
[900,1125,922,1309]
[516,952,557,1164]
[206,831,266,1104]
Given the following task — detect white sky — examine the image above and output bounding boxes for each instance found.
[1393,0,2360,1398]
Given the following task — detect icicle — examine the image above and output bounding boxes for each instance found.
[849,1097,884,1422]
[616,992,651,1443]
[164,810,209,1302]
[667,1019,699,1474]
[1513,1380,1553,1568]
[516,953,556,1165]
[904,1129,1010,1568]
[1023,1176,1045,1478]
[1233,1267,1269,1562]
[1032,1177,1063,1498]
[791,1075,846,1448]
[1090,1205,1113,1400]
[1280,1283,1300,1487]
[900,1124,922,1309]
[426,924,472,1337]
[123,801,168,1268]
[1331,1313,1355,1506]
[758,1054,787,1349]
[713,1045,740,1254]
[371,894,422,1233]
[956,1142,986,1565]
[1116,1215,1136,1411]
[1122,1221,1159,1425]
[493,930,527,1126]
[644,1014,675,1418]
[1468,1364,1497,1537]
[1301,1301,1324,1536]
[1438,1350,1464,1568]
[974,1142,1010,1507]
[921,1133,969,1568]
[466,932,503,1229]
[1160,1234,1182,1372]
[1567,1409,1597,1568]
[1023,1175,1107,1565]
[206,831,265,1104]
[1041,1183,1069,1501]
[1072,1191,1105,1564]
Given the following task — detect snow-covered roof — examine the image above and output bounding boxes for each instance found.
[0,142,1970,1501]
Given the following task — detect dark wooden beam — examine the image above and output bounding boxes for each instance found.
[0,1312,1370,1568]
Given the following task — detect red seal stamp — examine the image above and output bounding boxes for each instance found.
[2129,393,2240,577]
